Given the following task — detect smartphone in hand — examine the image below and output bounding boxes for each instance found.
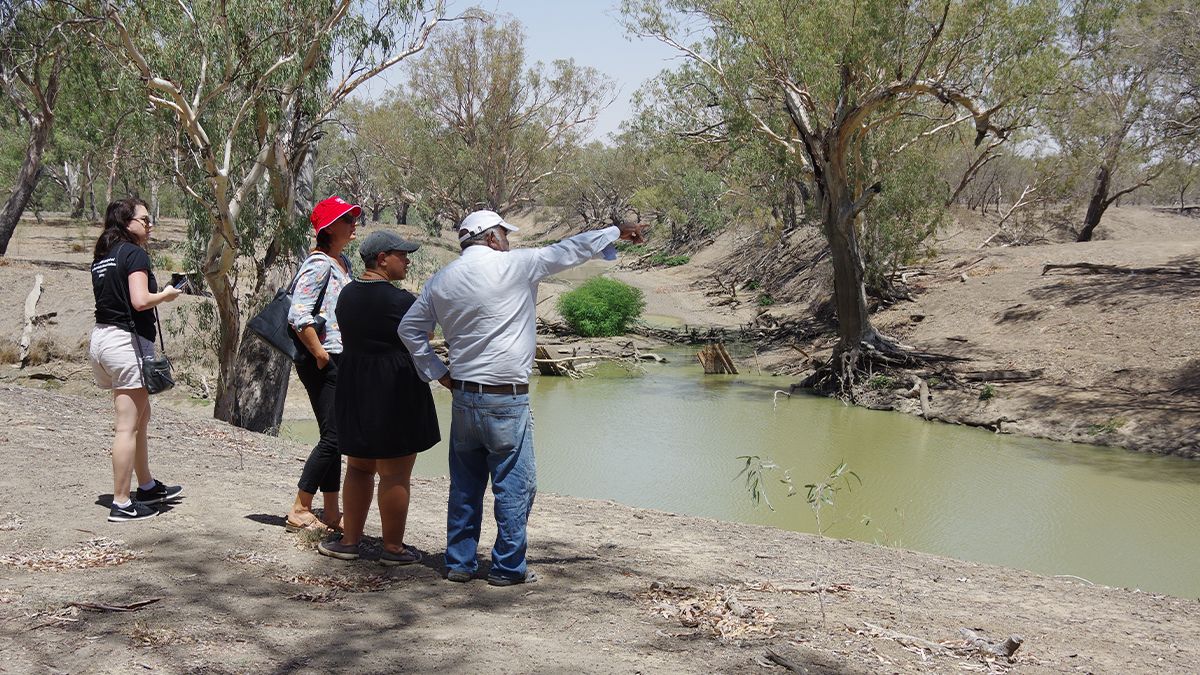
[173,278,188,289]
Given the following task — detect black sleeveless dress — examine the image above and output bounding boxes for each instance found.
[333,279,440,459]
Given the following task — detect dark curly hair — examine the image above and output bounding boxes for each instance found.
[93,198,149,260]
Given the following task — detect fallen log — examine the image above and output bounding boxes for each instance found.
[960,369,1043,382]
[862,621,954,655]
[959,627,1024,658]
[19,274,43,366]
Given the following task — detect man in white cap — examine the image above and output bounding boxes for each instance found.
[399,209,644,585]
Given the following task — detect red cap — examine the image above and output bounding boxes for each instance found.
[310,196,362,233]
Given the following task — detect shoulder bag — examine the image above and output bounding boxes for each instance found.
[246,257,332,364]
[131,312,175,394]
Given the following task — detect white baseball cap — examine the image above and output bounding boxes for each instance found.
[458,210,519,243]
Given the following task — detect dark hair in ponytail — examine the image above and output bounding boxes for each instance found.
[93,198,149,260]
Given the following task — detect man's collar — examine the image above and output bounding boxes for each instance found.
[460,245,500,258]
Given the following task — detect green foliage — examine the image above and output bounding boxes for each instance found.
[737,455,787,511]
[647,253,689,266]
[556,277,646,337]
[630,153,730,252]
[757,294,774,306]
[804,462,860,535]
[979,384,997,401]
[542,137,651,228]
[867,375,896,389]
[737,457,859,536]
[858,127,949,296]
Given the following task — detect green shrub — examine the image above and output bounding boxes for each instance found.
[979,384,996,401]
[757,294,775,306]
[556,277,646,337]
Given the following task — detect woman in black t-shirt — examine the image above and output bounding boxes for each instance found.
[88,198,184,522]
[316,230,439,565]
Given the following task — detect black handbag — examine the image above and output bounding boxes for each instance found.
[246,258,331,364]
[132,323,175,395]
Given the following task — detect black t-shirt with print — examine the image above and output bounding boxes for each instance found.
[92,242,158,340]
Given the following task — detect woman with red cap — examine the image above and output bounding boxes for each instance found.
[285,197,359,532]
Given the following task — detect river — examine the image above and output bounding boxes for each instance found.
[282,345,1200,600]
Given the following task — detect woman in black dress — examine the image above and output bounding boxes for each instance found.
[318,230,440,564]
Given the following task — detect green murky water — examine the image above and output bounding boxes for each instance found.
[282,346,1200,599]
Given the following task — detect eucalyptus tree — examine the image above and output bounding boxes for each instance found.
[0,0,80,254]
[342,98,426,228]
[1150,1,1197,146]
[622,0,1061,392]
[542,137,654,229]
[78,0,450,430]
[1045,0,1173,242]
[379,14,618,227]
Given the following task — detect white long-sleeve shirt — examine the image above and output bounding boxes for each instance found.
[399,226,621,385]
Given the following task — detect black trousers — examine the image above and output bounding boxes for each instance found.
[295,353,341,494]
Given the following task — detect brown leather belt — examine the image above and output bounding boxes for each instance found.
[451,379,529,395]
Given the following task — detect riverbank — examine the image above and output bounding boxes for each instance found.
[528,206,1200,459]
[1,383,1198,674]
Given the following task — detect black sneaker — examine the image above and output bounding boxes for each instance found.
[135,480,183,505]
[109,500,158,522]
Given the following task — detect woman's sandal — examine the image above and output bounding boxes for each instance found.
[313,509,344,533]
[284,513,328,533]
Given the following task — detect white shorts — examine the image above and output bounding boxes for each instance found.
[89,324,154,390]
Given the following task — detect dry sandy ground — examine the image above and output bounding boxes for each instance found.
[2,383,1199,675]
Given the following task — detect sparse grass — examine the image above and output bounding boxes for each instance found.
[0,336,82,365]
[0,341,19,364]
[979,384,996,401]
[757,294,775,306]
[648,253,690,266]
[1088,417,1129,436]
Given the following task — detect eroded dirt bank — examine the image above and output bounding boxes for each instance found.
[2,384,1199,675]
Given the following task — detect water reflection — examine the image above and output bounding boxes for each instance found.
[281,346,1200,599]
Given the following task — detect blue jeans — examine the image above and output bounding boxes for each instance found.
[445,390,536,580]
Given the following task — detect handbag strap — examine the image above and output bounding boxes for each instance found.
[290,253,334,320]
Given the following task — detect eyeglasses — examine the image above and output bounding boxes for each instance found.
[131,215,152,227]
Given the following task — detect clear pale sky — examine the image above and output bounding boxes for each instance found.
[355,1,682,142]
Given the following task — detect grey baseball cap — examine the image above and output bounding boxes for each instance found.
[358,230,420,262]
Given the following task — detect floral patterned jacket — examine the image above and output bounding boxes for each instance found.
[287,252,351,354]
